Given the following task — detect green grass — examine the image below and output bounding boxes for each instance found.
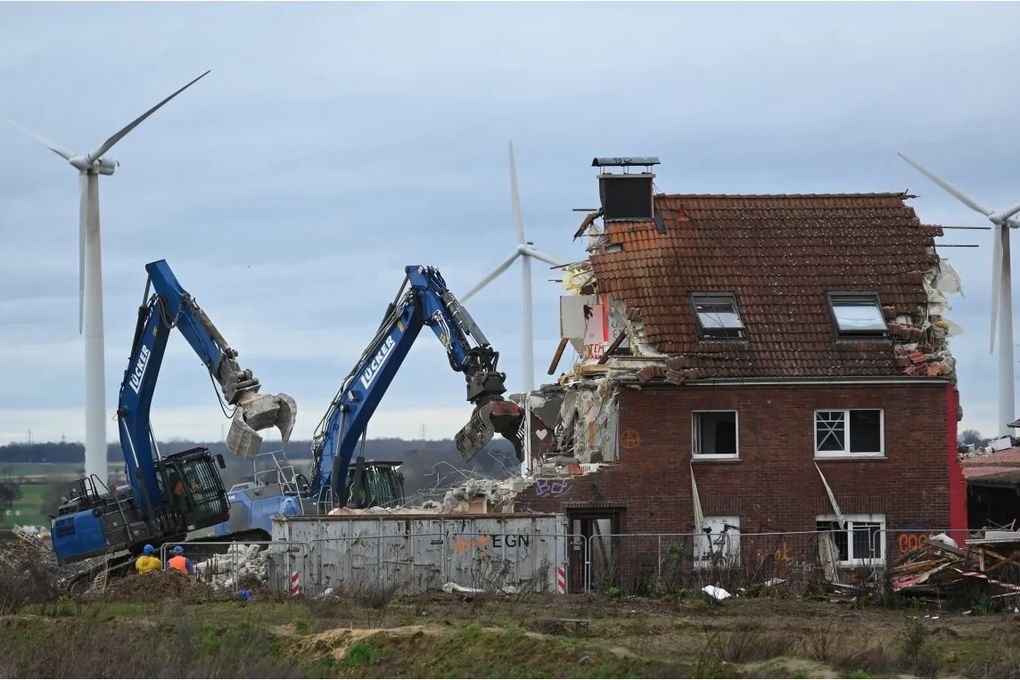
[0,463,84,477]
[2,484,48,528]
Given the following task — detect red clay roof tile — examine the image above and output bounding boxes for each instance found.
[590,193,940,377]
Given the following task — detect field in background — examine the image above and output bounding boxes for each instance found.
[0,462,123,530]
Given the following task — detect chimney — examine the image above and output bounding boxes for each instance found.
[592,156,660,222]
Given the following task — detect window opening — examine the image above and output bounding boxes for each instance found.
[692,293,745,339]
[815,409,883,456]
[693,411,739,458]
[829,292,887,335]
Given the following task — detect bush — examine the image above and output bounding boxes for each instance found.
[700,624,793,663]
[897,618,939,678]
[0,545,60,614]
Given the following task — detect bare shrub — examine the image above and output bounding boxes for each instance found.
[699,624,793,664]
[799,622,845,662]
[0,545,60,614]
[963,635,1020,679]
[797,624,898,676]
[328,579,400,609]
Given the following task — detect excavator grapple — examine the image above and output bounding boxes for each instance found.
[456,399,525,462]
[227,392,297,458]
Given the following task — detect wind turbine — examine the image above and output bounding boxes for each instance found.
[4,70,210,484]
[899,152,1020,436]
[462,141,565,394]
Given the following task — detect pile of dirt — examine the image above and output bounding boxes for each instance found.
[101,570,228,603]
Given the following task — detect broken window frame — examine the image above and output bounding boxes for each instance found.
[816,514,886,567]
[692,410,740,460]
[694,516,741,569]
[827,291,888,336]
[691,292,746,340]
[814,409,884,458]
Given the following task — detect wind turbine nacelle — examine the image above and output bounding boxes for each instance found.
[93,157,117,175]
[69,155,116,175]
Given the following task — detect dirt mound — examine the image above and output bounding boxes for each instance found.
[100,571,228,603]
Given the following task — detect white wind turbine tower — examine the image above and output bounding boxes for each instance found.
[900,152,1020,436]
[462,141,565,394]
[5,70,210,483]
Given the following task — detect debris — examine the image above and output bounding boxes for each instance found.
[891,531,1020,599]
[193,543,267,590]
[701,585,731,602]
[442,582,483,594]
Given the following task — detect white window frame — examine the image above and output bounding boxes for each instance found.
[694,516,741,569]
[692,410,739,460]
[814,408,884,458]
[816,513,886,567]
[827,291,888,336]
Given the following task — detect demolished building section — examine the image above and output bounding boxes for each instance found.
[516,163,968,587]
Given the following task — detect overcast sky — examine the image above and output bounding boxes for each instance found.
[1,2,1018,448]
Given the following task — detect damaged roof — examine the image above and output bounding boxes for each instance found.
[590,193,943,377]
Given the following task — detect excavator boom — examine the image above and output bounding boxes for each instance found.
[310,265,524,507]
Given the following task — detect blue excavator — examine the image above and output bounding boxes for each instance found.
[216,265,524,533]
[51,260,296,564]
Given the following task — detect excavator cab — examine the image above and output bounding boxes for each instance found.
[157,448,230,530]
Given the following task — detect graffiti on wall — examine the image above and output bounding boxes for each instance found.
[450,534,533,555]
[534,479,571,498]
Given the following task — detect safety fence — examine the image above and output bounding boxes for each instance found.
[582,529,971,595]
[161,528,977,597]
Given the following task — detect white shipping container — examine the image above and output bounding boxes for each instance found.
[270,513,569,596]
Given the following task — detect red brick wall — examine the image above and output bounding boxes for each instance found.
[515,382,962,535]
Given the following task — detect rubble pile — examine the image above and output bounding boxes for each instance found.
[439,478,518,512]
[0,532,92,592]
[102,570,223,602]
[194,543,268,590]
[892,531,1020,600]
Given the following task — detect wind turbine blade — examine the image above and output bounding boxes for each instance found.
[1000,199,1020,223]
[461,250,521,302]
[991,225,1003,353]
[898,152,993,217]
[509,140,525,245]
[87,69,210,162]
[1,117,74,160]
[522,245,566,268]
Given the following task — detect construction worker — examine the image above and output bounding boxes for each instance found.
[167,545,195,576]
[134,544,161,575]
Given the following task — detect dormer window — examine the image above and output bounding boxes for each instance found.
[692,293,745,340]
[828,292,887,336]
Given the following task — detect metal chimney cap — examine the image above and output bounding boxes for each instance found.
[592,156,660,168]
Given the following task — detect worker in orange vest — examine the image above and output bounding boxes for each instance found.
[167,545,195,575]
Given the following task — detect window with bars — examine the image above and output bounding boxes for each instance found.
[691,293,745,339]
[815,409,883,457]
[816,515,885,566]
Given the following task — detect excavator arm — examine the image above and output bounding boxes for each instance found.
[309,265,524,506]
[118,259,296,514]
[52,259,297,563]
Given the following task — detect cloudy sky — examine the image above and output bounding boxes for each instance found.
[1,2,1018,447]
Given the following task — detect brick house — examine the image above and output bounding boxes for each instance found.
[515,159,968,588]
